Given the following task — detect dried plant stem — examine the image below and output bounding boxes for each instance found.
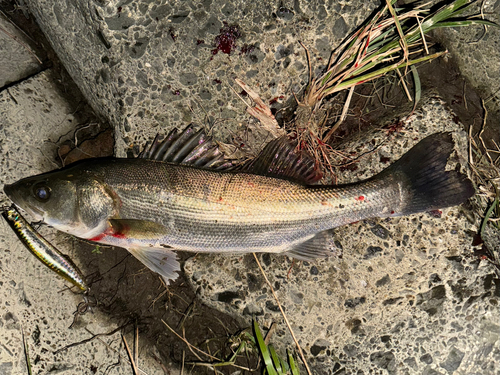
[396,68,412,102]
[252,253,312,375]
[122,334,139,375]
[161,319,217,362]
[325,86,355,142]
[21,326,32,375]
[0,18,43,65]
[134,324,139,367]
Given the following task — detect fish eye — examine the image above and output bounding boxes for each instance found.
[33,183,51,202]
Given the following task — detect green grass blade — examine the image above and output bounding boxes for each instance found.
[253,320,278,375]
[480,196,499,237]
[225,340,246,364]
[386,0,408,60]
[438,0,477,18]
[22,327,32,375]
[368,28,399,52]
[421,0,470,28]
[429,19,499,29]
[410,65,421,105]
[326,51,444,95]
[288,350,300,375]
[269,345,283,373]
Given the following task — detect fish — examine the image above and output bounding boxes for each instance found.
[2,205,88,292]
[3,128,474,284]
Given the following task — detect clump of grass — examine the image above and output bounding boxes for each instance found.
[289,0,497,173]
[236,1,496,176]
[161,316,303,373]
[253,320,300,375]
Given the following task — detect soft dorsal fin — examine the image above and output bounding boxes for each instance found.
[138,125,233,170]
[241,136,322,184]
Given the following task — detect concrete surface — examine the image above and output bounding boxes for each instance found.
[24,0,379,156]
[0,71,165,374]
[1,0,499,374]
[433,0,500,116]
[0,13,43,88]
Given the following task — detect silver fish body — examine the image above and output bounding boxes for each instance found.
[59,158,394,251]
[3,131,474,283]
[2,206,88,291]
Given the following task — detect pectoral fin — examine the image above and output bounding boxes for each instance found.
[285,230,340,261]
[109,219,169,240]
[128,246,180,285]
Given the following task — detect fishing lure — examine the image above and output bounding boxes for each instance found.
[2,205,88,292]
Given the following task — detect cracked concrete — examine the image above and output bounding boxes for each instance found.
[0,14,43,87]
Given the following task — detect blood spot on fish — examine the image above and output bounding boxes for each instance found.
[390,210,395,215]
[247,181,255,187]
[111,231,127,239]
[218,196,223,202]
[89,233,106,242]
[355,195,365,201]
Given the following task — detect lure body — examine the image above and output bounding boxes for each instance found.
[2,206,88,292]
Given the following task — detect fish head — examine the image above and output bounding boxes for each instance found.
[4,162,116,238]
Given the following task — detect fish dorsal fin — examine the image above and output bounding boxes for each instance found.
[285,229,340,261]
[138,125,233,170]
[241,136,322,184]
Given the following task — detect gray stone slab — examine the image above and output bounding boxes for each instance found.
[0,14,42,88]
[25,0,377,156]
[0,70,164,374]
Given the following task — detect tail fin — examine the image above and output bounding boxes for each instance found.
[378,132,474,215]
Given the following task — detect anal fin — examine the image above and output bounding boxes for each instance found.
[128,246,180,285]
[285,230,340,261]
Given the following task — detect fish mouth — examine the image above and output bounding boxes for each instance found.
[3,183,44,221]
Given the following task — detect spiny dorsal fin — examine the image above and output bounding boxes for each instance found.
[138,125,233,169]
[241,136,322,184]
